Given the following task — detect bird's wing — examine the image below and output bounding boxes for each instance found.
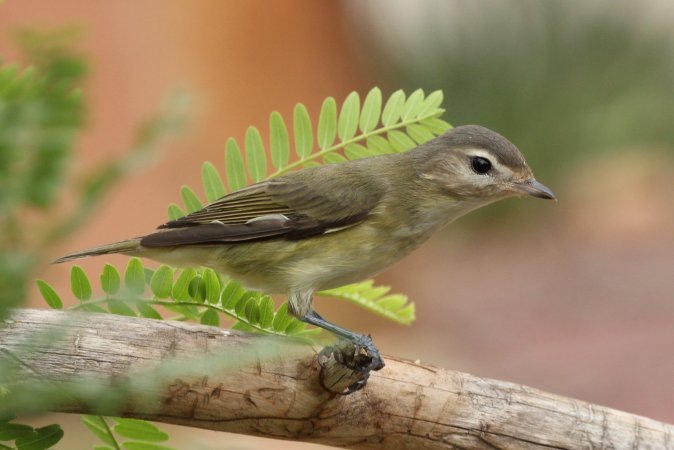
[140,176,381,247]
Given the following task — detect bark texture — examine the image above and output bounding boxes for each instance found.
[1,309,672,450]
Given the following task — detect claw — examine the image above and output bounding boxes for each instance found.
[318,335,385,393]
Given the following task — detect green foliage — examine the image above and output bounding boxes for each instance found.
[319,281,415,325]
[0,32,85,310]
[81,416,176,450]
[193,87,449,205]
[36,261,321,338]
[0,417,64,450]
[0,28,189,311]
[71,265,92,301]
[35,280,62,309]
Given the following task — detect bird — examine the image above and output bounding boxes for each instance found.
[54,124,555,390]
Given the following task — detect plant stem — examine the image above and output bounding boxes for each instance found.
[98,416,121,450]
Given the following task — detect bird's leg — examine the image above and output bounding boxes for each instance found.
[301,309,385,391]
[288,291,384,392]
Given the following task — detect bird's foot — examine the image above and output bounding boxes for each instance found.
[318,335,385,394]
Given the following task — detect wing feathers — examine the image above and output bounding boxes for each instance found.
[148,171,383,247]
[142,219,290,247]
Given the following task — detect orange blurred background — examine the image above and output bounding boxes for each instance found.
[2,1,673,449]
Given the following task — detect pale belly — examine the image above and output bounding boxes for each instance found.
[141,220,434,295]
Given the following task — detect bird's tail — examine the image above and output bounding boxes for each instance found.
[52,238,142,264]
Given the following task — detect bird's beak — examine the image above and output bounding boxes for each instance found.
[513,179,556,200]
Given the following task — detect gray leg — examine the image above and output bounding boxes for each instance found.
[301,310,385,376]
[288,290,385,391]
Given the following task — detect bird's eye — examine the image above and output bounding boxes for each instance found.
[471,156,492,174]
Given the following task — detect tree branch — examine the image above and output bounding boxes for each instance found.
[1,309,672,450]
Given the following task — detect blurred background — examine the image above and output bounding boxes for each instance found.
[1,0,673,448]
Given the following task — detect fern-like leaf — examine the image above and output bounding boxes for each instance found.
[201,161,226,202]
[269,111,290,169]
[82,416,176,450]
[38,262,319,337]
[224,138,246,192]
[317,97,338,150]
[175,87,449,211]
[293,103,313,158]
[244,126,267,182]
[319,280,415,325]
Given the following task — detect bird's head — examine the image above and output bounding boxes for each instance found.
[412,125,555,203]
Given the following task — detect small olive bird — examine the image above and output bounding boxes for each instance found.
[55,125,555,387]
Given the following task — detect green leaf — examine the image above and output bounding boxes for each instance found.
[201,161,226,202]
[100,264,121,295]
[344,143,375,160]
[317,97,337,149]
[15,424,63,450]
[359,87,382,133]
[162,304,199,321]
[172,268,197,301]
[180,185,202,213]
[319,280,415,325]
[366,135,393,154]
[401,88,424,121]
[0,423,34,440]
[387,130,417,152]
[80,304,108,313]
[420,117,452,135]
[269,111,290,169]
[396,304,416,323]
[324,153,347,165]
[200,308,220,326]
[417,89,444,117]
[202,268,221,304]
[221,280,246,310]
[258,296,274,329]
[234,295,253,317]
[231,321,254,332]
[124,258,146,295]
[107,299,137,317]
[293,103,313,158]
[167,204,185,221]
[94,447,115,450]
[143,268,155,285]
[36,280,62,309]
[81,415,115,447]
[188,276,206,302]
[225,138,246,192]
[406,124,435,144]
[244,298,260,325]
[284,319,306,335]
[150,265,174,299]
[337,91,360,141]
[136,302,163,320]
[271,302,292,332]
[245,126,267,182]
[381,89,405,127]
[71,266,92,301]
[0,414,15,425]
[114,419,168,442]
[121,442,177,450]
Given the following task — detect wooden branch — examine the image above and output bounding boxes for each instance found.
[1,309,672,450]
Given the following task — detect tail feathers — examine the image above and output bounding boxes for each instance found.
[52,238,142,264]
